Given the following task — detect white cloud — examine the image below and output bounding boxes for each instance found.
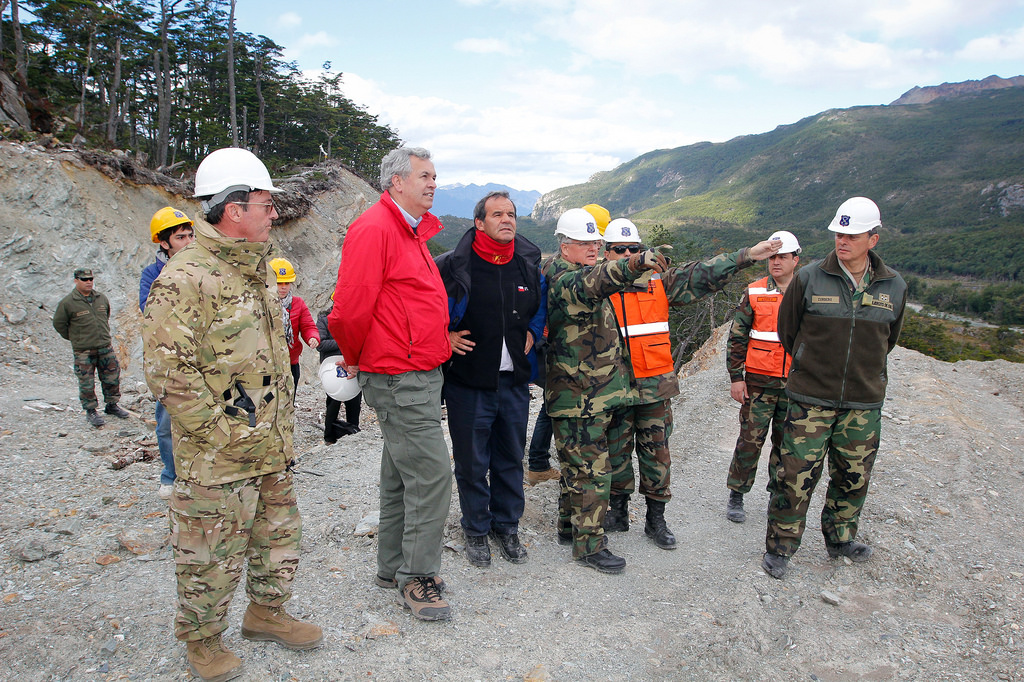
[277,12,301,29]
[956,25,1024,61]
[454,38,516,55]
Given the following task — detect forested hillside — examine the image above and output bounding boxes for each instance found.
[0,0,399,181]
[532,85,1024,283]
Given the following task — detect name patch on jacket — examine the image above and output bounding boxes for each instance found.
[861,293,893,310]
[811,295,839,304]
[754,295,780,303]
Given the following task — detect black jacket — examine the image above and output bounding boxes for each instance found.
[435,227,546,389]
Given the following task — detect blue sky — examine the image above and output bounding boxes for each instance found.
[237,0,1024,193]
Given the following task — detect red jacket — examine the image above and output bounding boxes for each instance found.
[287,295,319,365]
[328,192,451,374]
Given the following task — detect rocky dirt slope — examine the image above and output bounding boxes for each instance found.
[0,315,1021,681]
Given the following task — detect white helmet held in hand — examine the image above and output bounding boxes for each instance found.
[828,197,881,234]
[605,218,642,244]
[194,147,281,212]
[767,230,801,254]
[555,208,602,241]
[319,355,360,402]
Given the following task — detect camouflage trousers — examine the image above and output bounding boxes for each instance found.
[552,413,614,559]
[726,386,788,495]
[73,346,121,411]
[168,470,301,641]
[607,400,673,501]
[766,401,880,557]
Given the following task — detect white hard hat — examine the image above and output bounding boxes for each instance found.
[604,218,642,244]
[318,355,360,401]
[828,197,881,234]
[768,230,801,254]
[194,147,281,213]
[555,208,603,241]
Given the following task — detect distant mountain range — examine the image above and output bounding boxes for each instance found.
[433,183,542,219]
[531,75,1024,281]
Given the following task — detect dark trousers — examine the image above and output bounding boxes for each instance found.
[444,375,529,537]
[324,394,362,438]
[527,400,554,472]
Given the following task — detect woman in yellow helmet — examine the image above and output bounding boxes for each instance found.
[270,257,320,397]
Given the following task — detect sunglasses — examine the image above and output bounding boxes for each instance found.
[609,245,642,254]
[231,200,276,211]
[77,277,94,281]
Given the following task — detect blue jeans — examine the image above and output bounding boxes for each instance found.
[445,375,529,536]
[527,401,554,472]
[155,400,175,485]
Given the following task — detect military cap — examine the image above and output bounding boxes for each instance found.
[73,268,94,279]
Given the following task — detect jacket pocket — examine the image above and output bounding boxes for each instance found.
[638,337,673,375]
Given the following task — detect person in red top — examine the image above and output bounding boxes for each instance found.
[724,230,801,523]
[270,257,319,397]
[327,147,453,622]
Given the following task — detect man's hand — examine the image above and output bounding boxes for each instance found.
[628,244,673,273]
[336,358,358,375]
[524,331,535,355]
[730,380,749,403]
[308,338,320,349]
[747,239,783,261]
[450,329,475,355]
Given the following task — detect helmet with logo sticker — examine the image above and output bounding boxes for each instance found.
[555,208,603,241]
[828,197,881,235]
[604,218,642,244]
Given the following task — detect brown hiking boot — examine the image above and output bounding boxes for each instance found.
[241,603,323,650]
[400,576,451,621]
[186,635,242,682]
[526,468,560,486]
[375,574,446,592]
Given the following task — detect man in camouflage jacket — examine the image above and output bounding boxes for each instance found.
[143,148,321,682]
[542,208,672,574]
[602,224,779,549]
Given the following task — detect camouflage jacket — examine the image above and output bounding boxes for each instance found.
[542,254,650,418]
[623,248,755,405]
[142,218,295,486]
[726,270,787,391]
[52,289,112,351]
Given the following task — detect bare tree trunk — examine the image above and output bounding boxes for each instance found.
[154,47,166,166]
[155,0,180,168]
[105,34,122,145]
[226,0,238,147]
[77,31,95,130]
[12,0,27,86]
[0,0,8,59]
[242,105,247,147]
[254,51,265,155]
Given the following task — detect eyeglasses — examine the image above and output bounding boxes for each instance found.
[77,277,94,281]
[609,245,642,254]
[567,240,601,248]
[231,200,276,212]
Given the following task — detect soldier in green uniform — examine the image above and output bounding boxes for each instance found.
[542,208,673,574]
[143,148,322,681]
[602,219,780,548]
[763,197,907,579]
[52,268,130,427]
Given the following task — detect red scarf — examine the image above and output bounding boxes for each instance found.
[472,230,515,265]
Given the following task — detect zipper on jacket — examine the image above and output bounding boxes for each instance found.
[839,282,857,404]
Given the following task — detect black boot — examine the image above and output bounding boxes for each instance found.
[577,548,626,574]
[604,494,630,532]
[726,490,746,523]
[644,499,677,550]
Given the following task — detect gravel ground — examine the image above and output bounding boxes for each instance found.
[1,320,1022,682]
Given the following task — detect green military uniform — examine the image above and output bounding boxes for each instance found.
[767,250,906,558]
[609,249,757,501]
[542,253,650,559]
[725,272,788,495]
[52,286,122,410]
[143,218,300,641]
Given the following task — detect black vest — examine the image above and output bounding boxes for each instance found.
[446,253,541,389]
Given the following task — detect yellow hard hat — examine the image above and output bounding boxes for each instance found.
[149,206,193,243]
[582,204,611,235]
[269,257,296,283]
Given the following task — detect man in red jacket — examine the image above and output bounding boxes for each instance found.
[328,147,453,621]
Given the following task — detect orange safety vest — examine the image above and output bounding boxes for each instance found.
[745,276,790,378]
[610,276,673,379]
